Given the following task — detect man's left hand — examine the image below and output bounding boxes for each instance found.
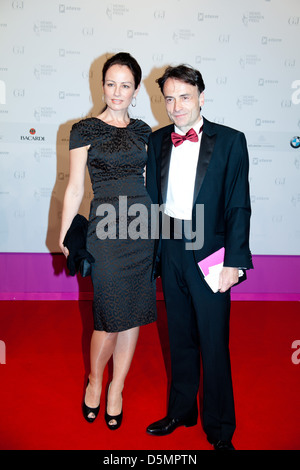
[218,267,239,293]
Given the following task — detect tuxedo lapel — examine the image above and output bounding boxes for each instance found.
[193,120,216,205]
[160,130,173,204]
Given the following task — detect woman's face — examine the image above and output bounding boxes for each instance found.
[103,64,140,112]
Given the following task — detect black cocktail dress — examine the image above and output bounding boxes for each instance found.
[69,117,156,332]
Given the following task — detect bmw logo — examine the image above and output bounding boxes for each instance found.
[290,136,300,149]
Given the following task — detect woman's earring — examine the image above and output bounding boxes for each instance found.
[131,97,137,107]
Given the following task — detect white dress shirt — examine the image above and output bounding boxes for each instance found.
[164,119,203,220]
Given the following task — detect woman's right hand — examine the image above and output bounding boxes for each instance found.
[59,240,69,258]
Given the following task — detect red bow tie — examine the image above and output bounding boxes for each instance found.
[171,127,202,147]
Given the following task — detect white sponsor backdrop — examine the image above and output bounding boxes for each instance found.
[0,0,299,254]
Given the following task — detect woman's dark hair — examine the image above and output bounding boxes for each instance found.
[102,52,142,89]
[157,64,205,95]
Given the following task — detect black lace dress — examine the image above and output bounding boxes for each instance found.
[69,117,157,332]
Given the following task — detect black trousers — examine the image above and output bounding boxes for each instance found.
[161,237,236,442]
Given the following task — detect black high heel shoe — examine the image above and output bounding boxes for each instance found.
[82,379,100,423]
[105,383,123,430]
[105,409,123,430]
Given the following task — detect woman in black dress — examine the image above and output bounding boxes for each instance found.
[59,53,156,429]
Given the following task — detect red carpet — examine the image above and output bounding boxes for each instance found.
[0,300,299,451]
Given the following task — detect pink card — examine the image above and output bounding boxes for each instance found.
[198,247,225,277]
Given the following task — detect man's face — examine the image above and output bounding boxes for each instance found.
[163,77,204,133]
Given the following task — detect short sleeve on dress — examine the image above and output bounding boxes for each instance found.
[69,120,90,150]
[131,119,152,145]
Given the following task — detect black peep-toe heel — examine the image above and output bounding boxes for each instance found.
[105,383,123,430]
[82,379,100,423]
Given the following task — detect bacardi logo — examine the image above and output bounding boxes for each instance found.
[20,128,45,141]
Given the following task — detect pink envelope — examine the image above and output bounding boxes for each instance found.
[198,247,225,277]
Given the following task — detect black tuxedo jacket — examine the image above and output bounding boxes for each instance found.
[146,116,253,280]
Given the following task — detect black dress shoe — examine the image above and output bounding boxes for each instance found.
[212,440,235,451]
[146,414,197,436]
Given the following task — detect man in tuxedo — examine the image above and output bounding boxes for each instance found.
[146,65,253,450]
